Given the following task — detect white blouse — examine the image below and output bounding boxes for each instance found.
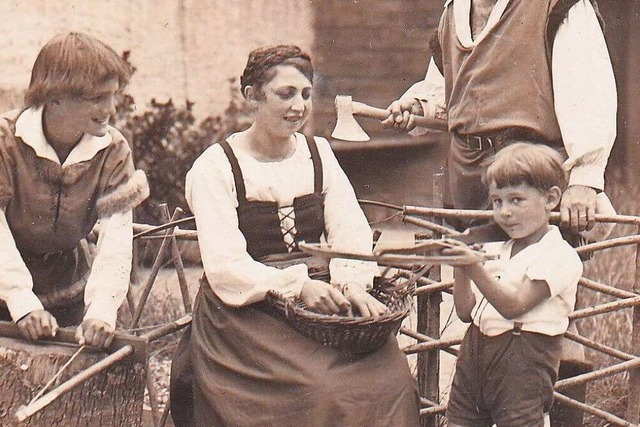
[186,133,379,307]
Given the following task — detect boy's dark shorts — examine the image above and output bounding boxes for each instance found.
[447,324,563,427]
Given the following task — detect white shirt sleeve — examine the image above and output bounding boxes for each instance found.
[0,209,43,321]
[526,245,583,299]
[185,147,309,307]
[401,57,448,136]
[553,0,617,191]
[83,210,133,328]
[315,138,379,289]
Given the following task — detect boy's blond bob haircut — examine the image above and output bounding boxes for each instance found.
[484,142,568,192]
[24,32,131,108]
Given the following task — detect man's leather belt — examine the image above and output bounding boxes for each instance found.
[455,132,504,151]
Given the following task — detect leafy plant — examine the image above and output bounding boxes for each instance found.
[114,52,253,224]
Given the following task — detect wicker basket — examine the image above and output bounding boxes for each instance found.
[266,276,414,353]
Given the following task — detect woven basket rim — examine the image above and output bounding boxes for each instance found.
[266,284,412,327]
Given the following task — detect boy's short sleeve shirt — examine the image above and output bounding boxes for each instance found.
[471,226,583,337]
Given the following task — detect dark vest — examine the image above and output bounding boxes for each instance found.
[435,0,603,143]
[219,136,325,261]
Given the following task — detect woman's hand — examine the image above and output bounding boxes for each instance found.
[343,284,389,318]
[75,319,115,348]
[440,239,485,266]
[300,279,351,315]
[17,309,59,341]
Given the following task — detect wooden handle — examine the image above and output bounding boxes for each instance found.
[0,321,148,362]
[351,101,448,131]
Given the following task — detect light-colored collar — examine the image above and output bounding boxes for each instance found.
[15,106,113,167]
[501,225,562,259]
[452,0,510,48]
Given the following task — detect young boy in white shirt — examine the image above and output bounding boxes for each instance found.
[442,142,583,426]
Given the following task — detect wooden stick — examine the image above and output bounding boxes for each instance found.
[298,242,493,265]
[402,215,461,237]
[569,296,640,320]
[15,345,134,422]
[11,316,190,422]
[555,357,640,391]
[142,314,191,342]
[577,234,640,255]
[165,207,193,313]
[553,392,638,427]
[133,217,195,239]
[131,205,181,328]
[28,345,86,405]
[0,321,147,363]
[404,205,640,226]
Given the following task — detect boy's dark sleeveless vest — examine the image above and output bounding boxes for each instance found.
[219,137,325,261]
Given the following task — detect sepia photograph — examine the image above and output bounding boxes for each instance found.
[0,1,638,426]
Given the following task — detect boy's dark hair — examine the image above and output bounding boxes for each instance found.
[24,32,132,108]
[240,45,313,98]
[484,142,567,192]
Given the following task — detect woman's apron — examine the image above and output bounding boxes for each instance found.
[171,136,419,427]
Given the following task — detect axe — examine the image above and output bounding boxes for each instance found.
[331,95,447,141]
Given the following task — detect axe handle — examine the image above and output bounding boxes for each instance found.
[351,101,448,131]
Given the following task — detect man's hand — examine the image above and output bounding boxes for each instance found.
[381,98,424,132]
[342,284,389,318]
[560,185,597,234]
[17,309,59,341]
[75,319,115,349]
[300,279,351,315]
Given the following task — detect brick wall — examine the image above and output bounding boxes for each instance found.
[308,1,449,218]
[310,0,443,139]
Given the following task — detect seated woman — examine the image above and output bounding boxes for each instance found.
[0,33,149,348]
[171,45,419,426]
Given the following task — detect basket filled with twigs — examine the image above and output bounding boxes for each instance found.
[266,273,416,354]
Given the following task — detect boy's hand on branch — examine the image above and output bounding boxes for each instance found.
[17,309,59,341]
[301,279,351,315]
[342,284,389,318]
[440,239,485,266]
[381,98,423,132]
[76,319,114,349]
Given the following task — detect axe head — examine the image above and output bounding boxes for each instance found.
[331,95,370,141]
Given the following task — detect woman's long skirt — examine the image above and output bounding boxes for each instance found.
[188,281,419,427]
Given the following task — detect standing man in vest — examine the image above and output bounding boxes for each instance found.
[382,1,616,424]
[383,0,616,236]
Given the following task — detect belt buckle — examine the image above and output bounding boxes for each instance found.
[466,135,493,151]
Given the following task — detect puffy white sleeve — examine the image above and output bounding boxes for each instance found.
[401,57,448,136]
[186,145,309,306]
[0,209,43,321]
[83,210,133,328]
[552,0,617,191]
[315,138,379,289]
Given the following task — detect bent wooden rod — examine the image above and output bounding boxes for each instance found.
[403,205,640,226]
[12,314,192,423]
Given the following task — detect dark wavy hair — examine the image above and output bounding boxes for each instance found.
[240,45,313,98]
[24,32,132,108]
[484,142,568,192]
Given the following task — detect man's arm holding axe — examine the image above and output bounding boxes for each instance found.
[381,56,447,133]
[331,60,446,142]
